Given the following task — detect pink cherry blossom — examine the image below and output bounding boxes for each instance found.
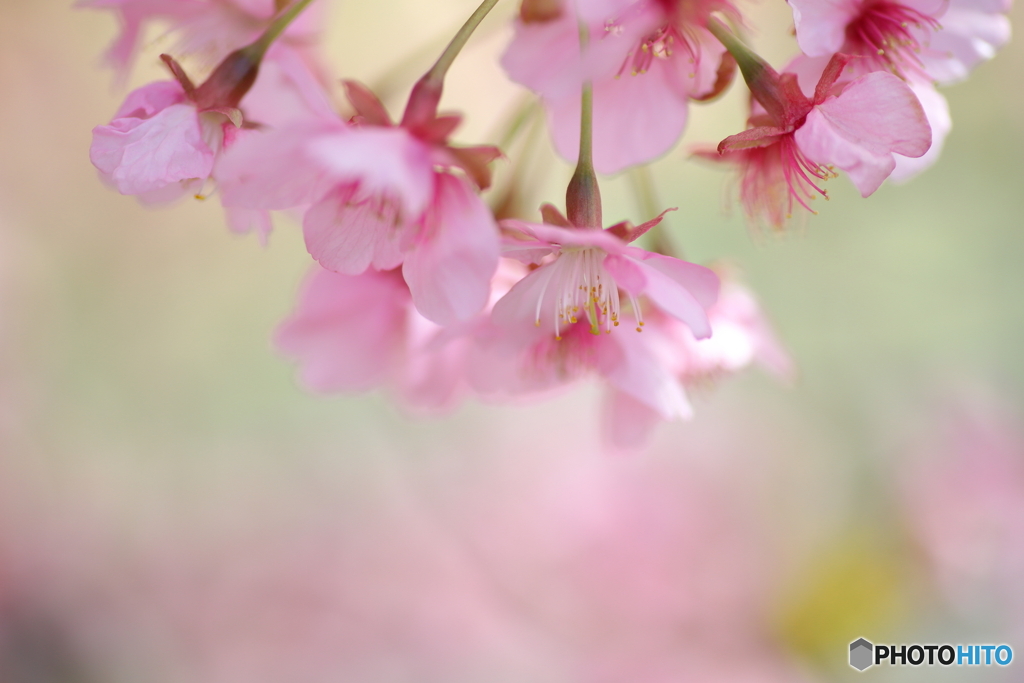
[276,259,529,412]
[712,54,931,229]
[502,0,736,173]
[468,209,719,437]
[494,216,717,339]
[218,82,501,325]
[788,0,1011,84]
[276,267,461,413]
[90,79,223,199]
[90,37,338,242]
[786,53,952,183]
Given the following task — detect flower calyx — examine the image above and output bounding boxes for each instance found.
[159,48,262,128]
[716,52,854,154]
[343,80,502,192]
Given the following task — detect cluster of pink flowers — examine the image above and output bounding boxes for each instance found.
[84,0,1010,445]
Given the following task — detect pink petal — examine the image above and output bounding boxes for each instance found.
[275,267,408,393]
[502,0,661,111]
[90,102,214,195]
[309,127,435,222]
[402,174,500,325]
[223,206,273,245]
[490,260,561,337]
[113,80,188,118]
[794,72,931,196]
[303,187,408,275]
[788,0,859,57]
[604,251,718,339]
[919,4,1012,83]
[502,12,585,102]
[547,52,692,174]
[240,43,338,127]
[602,389,666,451]
[502,220,627,254]
[393,317,470,414]
[217,122,343,210]
[782,53,835,97]
[500,238,557,266]
[891,81,952,183]
[597,329,692,421]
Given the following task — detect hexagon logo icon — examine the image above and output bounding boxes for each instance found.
[850,638,874,671]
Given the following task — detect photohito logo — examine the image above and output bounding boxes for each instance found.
[849,638,1013,671]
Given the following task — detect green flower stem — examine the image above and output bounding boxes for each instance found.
[402,0,504,125]
[565,22,602,228]
[252,0,319,58]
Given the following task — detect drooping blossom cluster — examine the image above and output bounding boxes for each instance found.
[83,0,1010,445]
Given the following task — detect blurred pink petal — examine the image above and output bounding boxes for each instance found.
[276,267,409,393]
[90,82,217,196]
[504,0,735,172]
[794,71,931,196]
[789,0,1010,84]
[402,174,500,326]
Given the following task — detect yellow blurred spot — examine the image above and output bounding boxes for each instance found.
[772,530,910,671]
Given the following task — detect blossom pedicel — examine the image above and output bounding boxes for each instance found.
[83,0,1011,446]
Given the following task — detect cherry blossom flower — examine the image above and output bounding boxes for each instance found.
[785,51,953,184]
[502,0,736,173]
[468,206,719,437]
[788,0,1012,85]
[275,262,526,413]
[218,81,501,325]
[89,42,271,198]
[91,78,223,200]
[709,50,931,228]
[495,211,717,339]
[782,0,1008,183]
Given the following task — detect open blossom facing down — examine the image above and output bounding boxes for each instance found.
[218,81,501,325]
[711,53,931,228]
[503,0,735,173]
[785,0,1009,181]
[469,206,719,439]
[91,78,224,199]
[495,213,718,340]
[89,46,266,203]
[275,265,504,413]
